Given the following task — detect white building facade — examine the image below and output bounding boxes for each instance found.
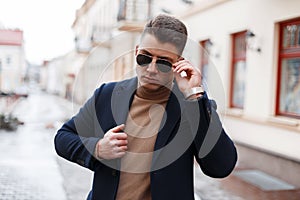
[181,0,300,187]
[0,29,26,93]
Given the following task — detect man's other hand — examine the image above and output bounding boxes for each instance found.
[94,124,128,160]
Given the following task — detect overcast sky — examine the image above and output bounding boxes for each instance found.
[0,0,85,64]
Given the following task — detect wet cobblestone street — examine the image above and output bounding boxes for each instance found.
[0,91,92,200]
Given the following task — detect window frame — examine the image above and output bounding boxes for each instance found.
[199,39,211,82]
[276,17,300,119]
[229,30,247,109]
[199,40,210,67]
[6,56,11,65]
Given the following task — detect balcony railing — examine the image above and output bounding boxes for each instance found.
[117,0,152,31]
[91,25,114,45]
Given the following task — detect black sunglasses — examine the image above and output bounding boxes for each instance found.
[136,54,173,73]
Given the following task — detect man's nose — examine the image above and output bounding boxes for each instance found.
[147,58,158,73]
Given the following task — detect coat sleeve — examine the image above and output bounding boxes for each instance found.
[54,86,105,171]
[183,92,237,178]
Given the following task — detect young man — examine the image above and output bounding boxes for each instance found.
[54,14,237,200]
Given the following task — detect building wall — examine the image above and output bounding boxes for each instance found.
[0,45,25,92]
[183,0,300,162]
[39,63,48,91]
[236,143,300,188]
[72,0,144,104]
[46,57,65,96]
[73,31,140,105]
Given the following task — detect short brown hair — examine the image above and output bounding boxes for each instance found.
[141,14,188,55]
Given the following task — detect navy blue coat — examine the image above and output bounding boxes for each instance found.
[54,77,237,200]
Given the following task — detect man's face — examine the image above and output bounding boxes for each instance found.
[135,34,180,90]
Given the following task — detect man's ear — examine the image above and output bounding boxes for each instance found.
[135,45,139,55]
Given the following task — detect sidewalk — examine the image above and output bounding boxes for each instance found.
[194,163,244,200]
[195,164,300,200]
[220,168,300,200]
[0,91,92,200]
[0,92,67,200]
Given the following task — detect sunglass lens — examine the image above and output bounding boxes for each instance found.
[136,54,152,66]
[136,54,172,73]
[156,60,172,73]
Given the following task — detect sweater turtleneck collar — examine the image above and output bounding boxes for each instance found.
[136,82,173,101]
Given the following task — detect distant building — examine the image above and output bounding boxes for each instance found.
[71,0,155,104]
[41,50,87,102]
[0,29,26,93]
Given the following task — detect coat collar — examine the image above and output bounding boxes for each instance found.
[111,77,137,126]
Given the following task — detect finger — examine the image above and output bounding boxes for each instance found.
[174,60,193,68]
[111,132,127,140]
[174,71,183,81]
[176,65,201,77]
[115,151,126,158]
[174,66,193,74]
[174,68,194,78]
[173,62,193,73]
[116,139,128,146]
[114,145,127,153]
[119,145,128,151]
[111,124,125,133]
[173,59,192,67]
[173,59,188,66]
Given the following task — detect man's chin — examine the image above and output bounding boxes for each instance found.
[140,83,162,90]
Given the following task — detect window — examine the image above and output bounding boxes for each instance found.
[6,56,11,65]
[199,39,212,84]
[276,18,300,118]
[117,0,151,22]
[230,31,247,108]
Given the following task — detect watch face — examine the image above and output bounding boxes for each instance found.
[184,87,204,99]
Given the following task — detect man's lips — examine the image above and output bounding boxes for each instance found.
[142,76,158,83]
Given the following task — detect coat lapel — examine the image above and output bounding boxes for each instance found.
[154,87,182,150]
[111,77,137,125]
[151,83,184,166]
